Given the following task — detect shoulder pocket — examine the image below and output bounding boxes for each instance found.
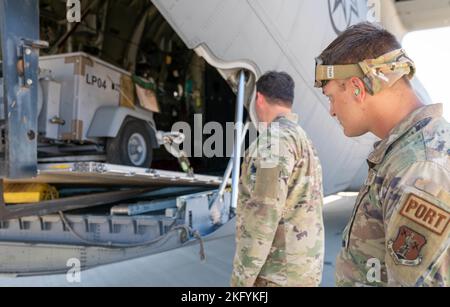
[254,166,282,202]
[386,186,449,286]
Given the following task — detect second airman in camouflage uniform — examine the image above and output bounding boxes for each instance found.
[231,71,325,287]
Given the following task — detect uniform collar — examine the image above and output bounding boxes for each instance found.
[368,104,443,165]
[273,112,298,123]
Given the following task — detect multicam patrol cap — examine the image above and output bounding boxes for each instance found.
[315,48,416,95]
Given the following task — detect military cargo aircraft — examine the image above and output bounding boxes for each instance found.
[0,0,447,277]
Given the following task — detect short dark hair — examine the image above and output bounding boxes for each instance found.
[257,71,295,106]
[318,22,402,65]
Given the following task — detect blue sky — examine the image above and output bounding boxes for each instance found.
[403,26,450,121]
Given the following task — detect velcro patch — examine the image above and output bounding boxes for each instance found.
[254,166,281,201]
[400,194,449,235]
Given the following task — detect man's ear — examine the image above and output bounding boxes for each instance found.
[256,92,264,106]
[350,77,366,101]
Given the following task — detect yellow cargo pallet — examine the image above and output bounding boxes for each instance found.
[3,183,59,204]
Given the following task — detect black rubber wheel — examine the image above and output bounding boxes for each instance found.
[106,118,154,168]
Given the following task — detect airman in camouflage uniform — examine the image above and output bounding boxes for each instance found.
[231,72,324,287]
[336,104,450,287]
[315,22,449,287]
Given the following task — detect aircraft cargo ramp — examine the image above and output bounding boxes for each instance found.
[0,194,356,287]
[5,163,223,187]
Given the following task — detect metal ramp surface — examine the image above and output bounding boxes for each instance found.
[6,163,224,187]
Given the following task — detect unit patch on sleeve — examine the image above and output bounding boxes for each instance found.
[400,194,449,235]
[388,226,427,266]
